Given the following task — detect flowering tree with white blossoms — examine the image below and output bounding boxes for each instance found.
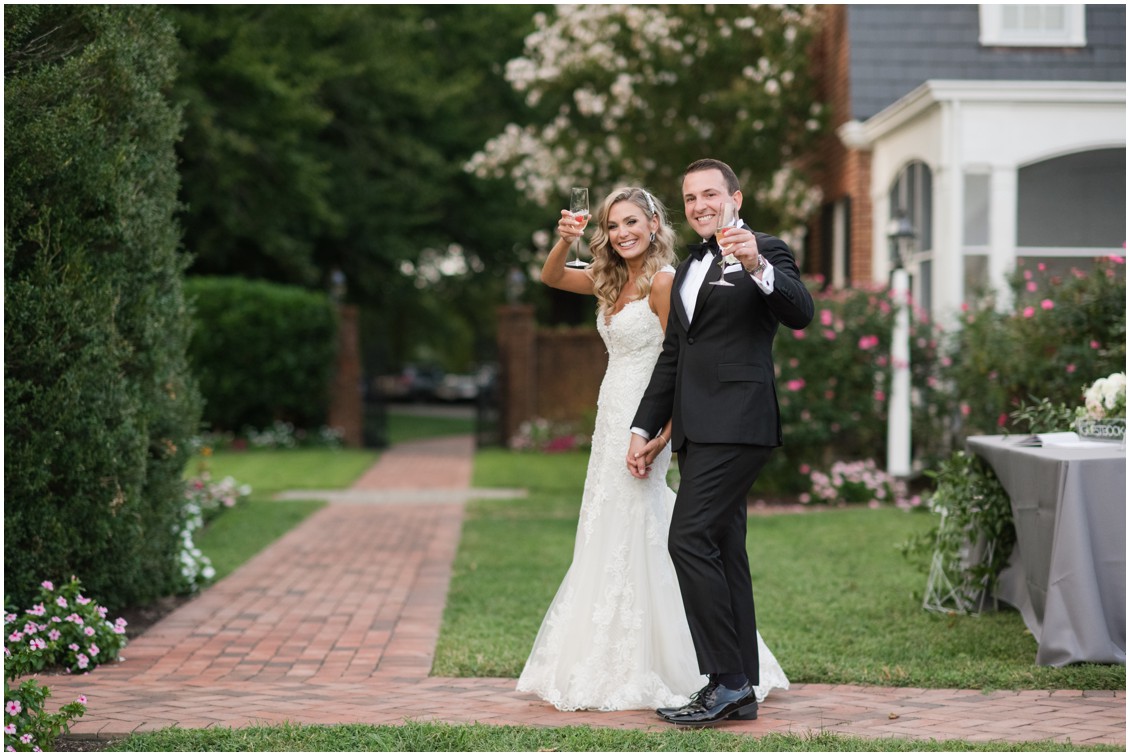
[466,4,826,245]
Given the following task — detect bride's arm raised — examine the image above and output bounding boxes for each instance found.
[540,210,595,295]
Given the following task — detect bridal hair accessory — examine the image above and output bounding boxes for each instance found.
[643,190,657,216]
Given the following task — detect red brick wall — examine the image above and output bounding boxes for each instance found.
[327,304,363,447]
[496,305,607,444]
[808,5,874,286]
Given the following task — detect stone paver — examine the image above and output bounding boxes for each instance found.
[44,435,1125,747]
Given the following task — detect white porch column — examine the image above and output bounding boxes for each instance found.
[989,165,1019,311]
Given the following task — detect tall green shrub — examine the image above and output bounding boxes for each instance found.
[185,277,338,432]
[4,6,201,609]
[945,257,1125,435]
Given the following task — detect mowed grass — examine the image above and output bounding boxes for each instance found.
[434,448,1124,692]
[102,720,1122,752]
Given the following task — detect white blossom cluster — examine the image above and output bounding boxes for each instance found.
[465,4,825,228]
[1078,371,1126,421]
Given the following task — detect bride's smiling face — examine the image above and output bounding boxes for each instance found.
[606,200,657,262]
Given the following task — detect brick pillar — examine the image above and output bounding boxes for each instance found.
[496,304,536,446]
[327,304,363,447]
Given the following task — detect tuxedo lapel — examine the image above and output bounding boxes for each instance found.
[673,261,693,332]
[691,260,722,324]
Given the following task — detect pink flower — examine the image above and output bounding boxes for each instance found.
[874,390,886,402]
[998,413,1008,427]
[76,654,89,669]
[1091,340,1101,349]
[88,644,99,657]
[1066,364,1076,374]
[961,302,969,312]
[55,596,67,608]
[798,493,811,504]
[960,403,971,417]
[40,581,53,591]
[822,330,837,340]
[799,464,811,474]
[1023,270,1033,280]
[47,629,60,641]
[83,626,95,637]
[76,696,87,705]
[1022,306,1035,318]
[27,604,45,617]
[6,700,21,716]
[820,309,833,326]
[3,724,13,735]
[1037,262,1046,271]
[19,735,32,745]
[786,379,806,392]
[858,335,880,350]
[1040,299,1054,310]
[28,638,46,651]
[1026,281,1037,292]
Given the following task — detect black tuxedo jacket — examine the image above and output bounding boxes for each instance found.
[632,230,814,449]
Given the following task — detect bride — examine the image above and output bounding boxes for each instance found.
[517,186,789,712]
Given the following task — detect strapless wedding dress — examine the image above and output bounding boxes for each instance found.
[517,273,789,711]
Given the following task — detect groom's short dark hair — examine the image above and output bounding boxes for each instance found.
[684,159,740,194]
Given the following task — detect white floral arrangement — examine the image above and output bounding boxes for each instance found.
[1074,372,1125,441]
[1076,372,1126,422]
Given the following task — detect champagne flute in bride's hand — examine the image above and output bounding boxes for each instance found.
[566,186,591,268]
[709,200,741,287]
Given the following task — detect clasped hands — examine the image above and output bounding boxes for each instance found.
[626,433,667,479]
[718,225,762,274]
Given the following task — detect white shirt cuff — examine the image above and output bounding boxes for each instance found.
[751,259,775,293]
[630,427,651,440]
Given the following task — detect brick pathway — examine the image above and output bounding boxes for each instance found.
[47,435,1124,747]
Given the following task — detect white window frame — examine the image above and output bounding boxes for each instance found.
[979,4,1087,48]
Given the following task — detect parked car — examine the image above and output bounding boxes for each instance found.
[435,373,479,402]
[374,364,444,402]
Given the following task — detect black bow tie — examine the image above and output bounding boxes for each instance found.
[688,238,718,261]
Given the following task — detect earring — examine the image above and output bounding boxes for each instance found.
[650,232,656,242]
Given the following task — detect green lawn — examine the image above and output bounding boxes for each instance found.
[434,449,1124,692]
[104,721,1120,752]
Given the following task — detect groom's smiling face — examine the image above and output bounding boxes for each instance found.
[683,168,742,240]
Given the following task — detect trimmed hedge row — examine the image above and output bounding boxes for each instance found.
[5,6,202,609]
[185,277,338,432]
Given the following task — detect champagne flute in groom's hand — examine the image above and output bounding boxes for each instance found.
[709,201,741,287]
[566,187,591,268]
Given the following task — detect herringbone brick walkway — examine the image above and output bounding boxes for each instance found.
[45,435,1125,747]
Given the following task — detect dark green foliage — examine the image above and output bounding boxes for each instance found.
[5,6,201,609]
[185,277,337,432]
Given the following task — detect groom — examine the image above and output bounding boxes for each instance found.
[627,158,814,726]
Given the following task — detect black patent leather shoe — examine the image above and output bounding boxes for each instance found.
[658,682,758,726]
[656,680,718,719]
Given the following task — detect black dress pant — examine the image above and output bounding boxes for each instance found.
[670,441,773,685]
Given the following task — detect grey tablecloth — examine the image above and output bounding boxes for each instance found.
[966,435,1125,666]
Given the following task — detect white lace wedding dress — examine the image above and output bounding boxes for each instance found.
[516,273,789,711]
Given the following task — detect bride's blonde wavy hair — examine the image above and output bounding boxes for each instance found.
[587,187,678,314]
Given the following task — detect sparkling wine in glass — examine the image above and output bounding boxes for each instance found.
[566,186,590,268]
[709,200,741,287]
